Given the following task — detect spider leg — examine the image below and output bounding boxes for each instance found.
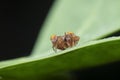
[52,46,57,53]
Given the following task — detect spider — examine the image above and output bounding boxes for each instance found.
[50,32,80,52]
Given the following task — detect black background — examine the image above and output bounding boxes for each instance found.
[0,0,53,60]
[0,0,120,80]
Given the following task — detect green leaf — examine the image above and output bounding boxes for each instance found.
[31,0,120,55]
[0,37,120,80]
[0,0,120,80]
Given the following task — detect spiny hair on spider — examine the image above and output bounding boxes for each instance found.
[50,32,80,52]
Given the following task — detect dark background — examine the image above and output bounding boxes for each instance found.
[0,0,53,60]
[0,0,120,80]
